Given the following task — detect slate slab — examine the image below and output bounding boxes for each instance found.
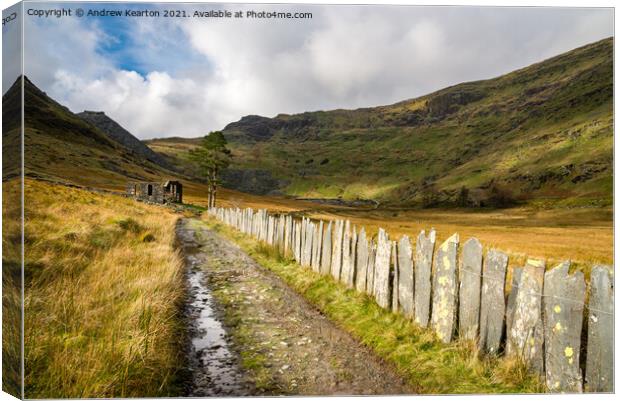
[398,235,414,319]
[507,258,546,374]
[543,261,585,393]
[585,265,614,393]
[459,238,483,340]
[331,220,344,280]
[320,221,332,276]
[431,233,459,343]
[414,229,436,327]
[479,249,508,354]
[355,228,369,293]
[374,229,391,309]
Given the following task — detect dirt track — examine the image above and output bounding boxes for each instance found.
[177,218,414,396]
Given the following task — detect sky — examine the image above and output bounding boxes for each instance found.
[4,2,614,139]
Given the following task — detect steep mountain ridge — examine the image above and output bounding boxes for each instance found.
[77,110,173,169]
[2,76,178,190]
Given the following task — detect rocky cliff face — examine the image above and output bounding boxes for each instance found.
[222,115,282,143]
[77,111,172,170]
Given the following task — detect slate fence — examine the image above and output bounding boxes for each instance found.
[208,206,614,393]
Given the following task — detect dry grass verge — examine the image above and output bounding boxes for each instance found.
[14,179,186,398]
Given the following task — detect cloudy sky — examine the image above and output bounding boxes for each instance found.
[5,2,614,139]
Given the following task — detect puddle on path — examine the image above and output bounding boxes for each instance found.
[177,223,252,396]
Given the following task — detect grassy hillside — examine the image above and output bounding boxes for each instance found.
[143,137,202,178]
[2,76,181,191]
[7,179,187,398]
[148,37,613,207]
[2,76,235,206]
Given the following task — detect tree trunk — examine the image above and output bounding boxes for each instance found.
[212,170,217,208]
[207,181,213,209]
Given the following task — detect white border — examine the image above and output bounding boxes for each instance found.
[0,1,616,401]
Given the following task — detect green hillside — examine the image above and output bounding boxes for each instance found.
[148,37,613,208]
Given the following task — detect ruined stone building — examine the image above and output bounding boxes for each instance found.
[126,180,183,204]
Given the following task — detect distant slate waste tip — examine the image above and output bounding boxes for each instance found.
[126,180,183,204]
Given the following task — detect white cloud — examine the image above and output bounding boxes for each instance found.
[50,69,213,138]
[21,5,613,139]
[24,16,114,90]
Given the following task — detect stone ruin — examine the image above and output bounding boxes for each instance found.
[126,180,183,204]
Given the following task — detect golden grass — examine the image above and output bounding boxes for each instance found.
[308,207,613,276]
[12,179,186,398]
[2,178,23,398]
[209,189,612,276]
[184,185,321,212]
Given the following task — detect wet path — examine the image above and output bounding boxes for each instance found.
[177,218,413,396]
[177,222,253,396]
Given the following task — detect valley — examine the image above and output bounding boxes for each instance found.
[4,37,612,268]
[2,35,614,398]
[147,37,613,209]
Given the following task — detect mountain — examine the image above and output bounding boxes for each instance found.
[148,37,613,207]
[2,76,178,190]
[2,76,24,180]
[77,111,173,170]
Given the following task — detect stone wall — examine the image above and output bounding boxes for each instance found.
[126,181,183,204]
[126,182,165,203]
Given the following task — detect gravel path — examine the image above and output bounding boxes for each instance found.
[177,218,413,396]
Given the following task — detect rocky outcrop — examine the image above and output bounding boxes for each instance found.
[77,111,172,170]
[426,86,487,118]
[223,113,323,143]
[223,115,282,142]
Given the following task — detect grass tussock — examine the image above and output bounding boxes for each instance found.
[15,179,186,398]
[2,179,23,397]
[204,217,545,394]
